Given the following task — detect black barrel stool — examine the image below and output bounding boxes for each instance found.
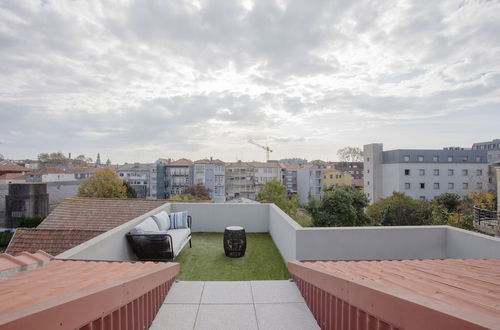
[223,226,246,258]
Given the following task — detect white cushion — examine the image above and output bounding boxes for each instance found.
[152,211,170,231]
[168,228,191,256]
[134,217,160,232]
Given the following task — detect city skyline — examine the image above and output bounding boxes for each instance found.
[1,0,499,163]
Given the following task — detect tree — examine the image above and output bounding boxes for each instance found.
[432,193,461,213]
[123,181,137,198]
[72,154,93,167]
[77,168,126,198]
[18,215,45,228]
[183,184,212,200]
[38,152,70,167]
[366,192,433,226]
[257,180,299,216]
[306,185,369,227]
[336,146,363,162]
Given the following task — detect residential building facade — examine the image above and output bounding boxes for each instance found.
[364,143,489,204]
[194,158,225,203]
[225,161,281,200]
[116,163,155,199]
[472,138,500,191]
[165,159,194,199]
[332,162,363,187]
[297,166,323,204]
[323,168,353,189]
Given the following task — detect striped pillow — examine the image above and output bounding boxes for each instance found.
[170,211,189,229]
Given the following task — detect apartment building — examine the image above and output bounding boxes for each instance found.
[472,138,500,191]
[225,161,281,200]
[194,158,225,203]
[332,162,363,187]
[364,143,489,204]
[116,163,156,199]
[323,168,353,189]
[165,158,194,199]
[297,165,323,204]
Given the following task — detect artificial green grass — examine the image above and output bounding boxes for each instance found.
[175,232,291,281]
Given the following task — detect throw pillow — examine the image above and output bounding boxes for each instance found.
[170,211,189,229]
[152,211,170,231]
[132,217,159,233]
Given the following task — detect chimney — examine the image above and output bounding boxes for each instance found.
[68,152,71,159]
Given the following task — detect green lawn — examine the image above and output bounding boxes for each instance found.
[175,233,290,281]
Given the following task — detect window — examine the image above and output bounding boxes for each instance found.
[367,169,370,173]
[433,169,439,176]
[448,169,454,176]
[367,157,370,161]
[417,155,424,162]
[330,174,333,179]
[462,182,468,189]
[477,182,483,190]
[448,182,454,189]
[404,183,410,189]
[433,155,439,162]
[367,181,370,186]
[434,183,440,189]
[420,183,425,189]
[404,169,410,175]
[476,169,483,176]
[447,156,453,162]
[404,155,410,162]
[475,156,481,162]
[462,156,468,162]
[462,169,468,176]
[419,169,425,176]
[419,196,426,201]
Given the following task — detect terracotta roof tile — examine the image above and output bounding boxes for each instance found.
[168,158,193,166]
[194,159,225,165]
[66,166,101,174]
[304,259,500,319]
[30,166,67,175]
[0,259,176,315]
[37,197,168,231]
[0,164,28,172]
[0,173,26,180]
[5,229,104,256]
[0,250,52,272]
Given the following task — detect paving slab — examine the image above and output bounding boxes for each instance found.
[165,281,204,304]
[201,281,253,304]
[251,280,304,303]
[195,304,258,330]
[255,302,320,330]
[150,304,198,330]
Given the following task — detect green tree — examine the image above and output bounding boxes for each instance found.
[366,192,433,226]
[18,215,45,228]
[432,193,461,213]
[183,184,212,200]
[123,181,137,198]
[306,185,369,227]
[72,154,93,167]
[78,168,127,198]
[38,152,70,167]
[257,180,299,216]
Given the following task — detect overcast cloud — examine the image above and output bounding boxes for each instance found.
[0,0,499,163]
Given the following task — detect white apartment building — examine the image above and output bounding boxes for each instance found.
[116,163,155,199]
[364,144,489,204]
[297,166,322,204]
[225,161,281,200]
[194,158,225,203]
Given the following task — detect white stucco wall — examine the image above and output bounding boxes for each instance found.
[268,204,300,261]
[446,226,500,258]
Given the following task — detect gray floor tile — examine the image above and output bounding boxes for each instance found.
[165,281,205,304]
[149,304,198,330]
[251,280,304,303]
[201,281,253,304]
[195,304,258,330]
[255,303,320,330]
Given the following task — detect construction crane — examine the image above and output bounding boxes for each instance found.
[248,140,273,162]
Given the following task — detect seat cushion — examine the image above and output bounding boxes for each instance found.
[152,211,170,231]
[168,228,191,256]
[170,211,189,229]
[130,217,160,234]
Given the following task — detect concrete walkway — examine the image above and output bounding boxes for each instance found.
[150,280,320,330]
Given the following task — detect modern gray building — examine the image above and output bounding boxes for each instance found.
[194,158,225,203]
[364,143,489,204]
[116,163,156,199]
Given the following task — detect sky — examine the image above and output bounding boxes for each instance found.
[0,0,499,164]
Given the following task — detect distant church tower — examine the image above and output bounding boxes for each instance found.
[106,158,111,167]
[96,153,101,166]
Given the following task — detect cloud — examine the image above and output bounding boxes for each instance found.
[0,0,499,162]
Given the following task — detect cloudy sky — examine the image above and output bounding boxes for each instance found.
[0,0,499,164]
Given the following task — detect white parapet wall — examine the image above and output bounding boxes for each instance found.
[57,202,500,263]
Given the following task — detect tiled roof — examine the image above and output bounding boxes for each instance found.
[30,166,67,175]
[116,163,153,171]
[0,250,52,272]
[0,173,26,180]
[194,158,225,165]
[5,229,104,256]
[0,258,179,329]
[37,197,168,231]
[168,158,193,166]
[0,164,28,172]
[66,166,101,174]
[304,259,500,320]
[280,163,314,170]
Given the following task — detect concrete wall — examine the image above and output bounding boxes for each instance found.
[296,226,448,261]
[46,181,80,211]
[268,204,300,261]
[0,184,8,227]
[58,204,172,260]
[445,226,500,258]
[170,203,269,232]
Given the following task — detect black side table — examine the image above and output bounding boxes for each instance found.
[223,226,246,258]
